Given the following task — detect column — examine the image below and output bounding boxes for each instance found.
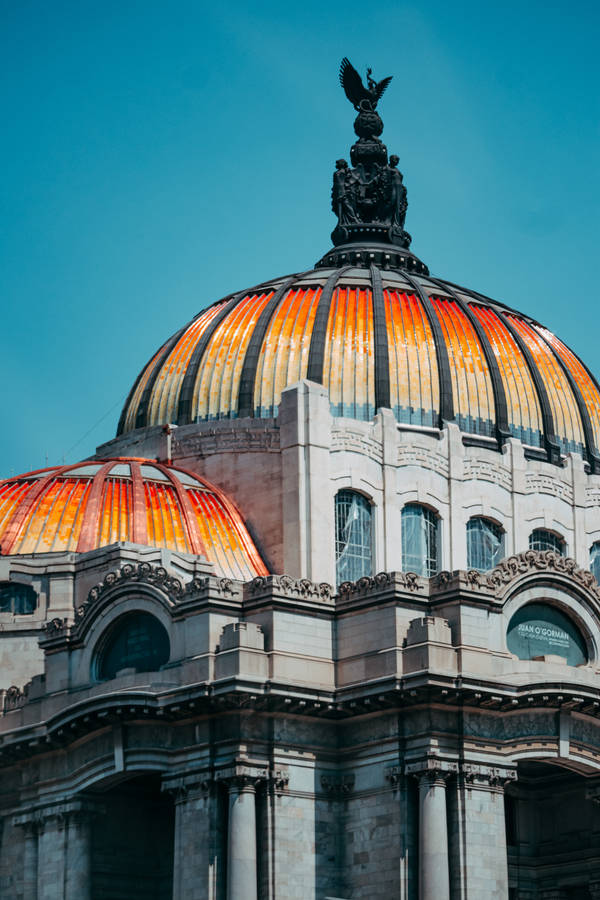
[227,776,258,900]
[65,807,93,900]
[162,774,215,900]
[453,764,515,900]
[418,769,450,900]
[36,811,66,900]
[216,764,267,900]
[12,815,40,900]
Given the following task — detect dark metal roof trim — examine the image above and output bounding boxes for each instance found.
[498,312,562,464]
[132,321,190,431]
[177,289,248,424]
[402,271,454,427]
[370,265,391,411]
[429,277,511,443]
[306,267,352,384]
[237,275,305,418]
[533,328,600,473]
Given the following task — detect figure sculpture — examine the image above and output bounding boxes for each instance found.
[331,59,411,249]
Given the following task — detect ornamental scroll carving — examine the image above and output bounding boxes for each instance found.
[486,550,598,596]
[247,574,333,603]
[337,571,423,598]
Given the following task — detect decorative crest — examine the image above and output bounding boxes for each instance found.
[329,57,412,253]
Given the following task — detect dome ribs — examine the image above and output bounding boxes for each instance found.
[370,266,391,412]
[133,322,190,431]
[529,328,600,473]
[306,267,352,384]
[76,462,118,553]
[237,276,303,419]
[429,278,510,444]
[491,314,562,464]
[402,272,454,427]
[176,291,247,424]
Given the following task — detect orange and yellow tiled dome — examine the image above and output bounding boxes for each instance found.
[0,458,267,581]
[118,266,600,469]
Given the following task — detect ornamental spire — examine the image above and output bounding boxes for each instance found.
[331,58,411,250]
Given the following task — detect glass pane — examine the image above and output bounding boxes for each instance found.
[590,542,600,582]
[0,583,37,615]
[402,504,439,576]
[62,463,102,477]
[507,603,587,666]
[139,465,169,482]
[174,470,204,488]
[467,517,505,571]
[335,490,372,584]
[108,463,132,477]
[529,529,565,555]
[98,613,170,680]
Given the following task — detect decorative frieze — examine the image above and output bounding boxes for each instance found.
[463,458,511,490]
[525,473,573,503]
[461,763,517,789]
[331,429,383,462]
[487,550,597,594]
[397,445,448,477]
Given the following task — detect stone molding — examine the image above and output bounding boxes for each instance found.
[320,773,355,796]
[173,426,280,458]
[13,798,101,832]
[161,772,213,801]
[246,574,333,604]
[385,765,402,787]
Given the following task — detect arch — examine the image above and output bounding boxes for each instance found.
[93,611,171,682]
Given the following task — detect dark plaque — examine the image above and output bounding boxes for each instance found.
[507,603,587,666]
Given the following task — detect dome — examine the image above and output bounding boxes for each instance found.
[0,458,268,580]
[118,265,600,468]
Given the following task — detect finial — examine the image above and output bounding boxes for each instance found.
[330,58,412,251]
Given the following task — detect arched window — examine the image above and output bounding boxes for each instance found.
[0,582,37,615]
[590,542,600,583]
[402,504,439,576]
[96,612,170,681]
[529,529,565,555]
[467,517,505,571]
[335,490,373,584]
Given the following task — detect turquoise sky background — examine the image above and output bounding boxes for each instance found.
[1,0,598,476]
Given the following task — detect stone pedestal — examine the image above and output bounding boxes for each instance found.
[22,822,38,900]
[418,769,450,900]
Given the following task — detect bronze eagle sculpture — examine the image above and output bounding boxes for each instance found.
[339,57,393,111]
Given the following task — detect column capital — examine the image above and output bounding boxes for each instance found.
[216,763,268,792]
[405,756,458,783]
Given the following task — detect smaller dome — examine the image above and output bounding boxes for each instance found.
[0,458,267,581]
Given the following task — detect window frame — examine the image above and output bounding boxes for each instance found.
[466,516,506,572]
[528,528,566,556]
[401,502,441,577]
[334,489,374,585]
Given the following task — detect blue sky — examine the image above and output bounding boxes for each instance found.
[1,0,599,476]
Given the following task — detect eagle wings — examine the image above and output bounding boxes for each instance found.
[339,57,392,110]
